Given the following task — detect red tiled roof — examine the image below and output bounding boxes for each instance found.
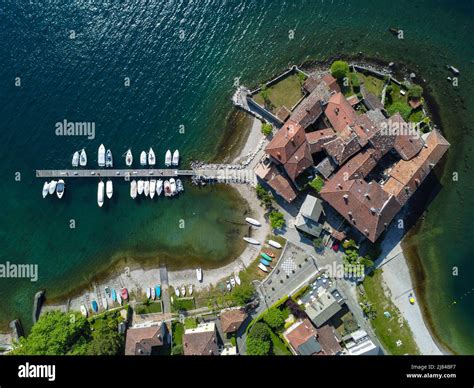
[306,128,337,154]
[283,141,314,181]
[390,113,425,161]
[317,324,342,355]
[321,73,341,93]
[125,325,165,356]
[285,319,320,353]
[336,148,380,180]
[323,135,361,166]
[324,93,357,133]
[183,326,219,356]
[220,309,247,333]
[265,120,305,164]
[267,172,298,203]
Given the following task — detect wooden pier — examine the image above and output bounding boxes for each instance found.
[36,169,194,178]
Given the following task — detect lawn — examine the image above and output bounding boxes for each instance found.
[134,302,162,315]
[360,269,420,355]
[269,330,292,355]
[172,322,184,347]
[357,72,385,98]
[171,297,195,312]
[253,73,304,113]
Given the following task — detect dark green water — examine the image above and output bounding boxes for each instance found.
[0,1,473,353]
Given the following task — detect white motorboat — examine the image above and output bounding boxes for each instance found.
[150,179,156,199]
[196,268,203,282]
[105,149,113,167]
[235,274,241,286]
[144,180,150,197]
[230,277,236,288]
[258,263,269,273]
[137,180,144,195]
[98,144,106,167]
[164,180,172,197]
[181,286,186,296]
[165,150,172,166]
[146,288,151,299]
[172,149,180,166]
[245,217,261,227]
[148,147,156,166]
[175,287,180,297]
[268,240,282,249]
[116,292,122,305]
[130,180,137,199]
[106,180,113,199]
[151,287,156,300]
[42,182,49,198]
[48,180,57,195]
[97,181,105,207]
[102,297,108,310]
[243,237,260,245]
[156,180,163,196]
[226,281,232,292]
[56,179,65,199]
[80,305,88,317]
[188,284,193,295]
[169,178,177,195]
[125,149,133,166]
[176,179,184,192]
[140,151,147,166]
[72,151,79,167]
[79,149,87,166]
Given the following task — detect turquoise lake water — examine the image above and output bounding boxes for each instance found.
[0,0,473,353]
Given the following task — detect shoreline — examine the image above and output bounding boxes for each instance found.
[40,116,268,317]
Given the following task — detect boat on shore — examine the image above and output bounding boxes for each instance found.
[146,288,151,299]
[243,237,260,245]
[230,277,236,288]
[165,150,172,166]
[125,149,133,166]
[42,182,49,198]
[144,180,150,197]
[130,180,137,199]
[150,179,156,198]
[260,258,270,266]
[97,181,105,207]
[121,288,129,301]
[140,151,147,166]
[169,178,177,195]
[111,289,117,302]
[80,305,88,317]
[148,147,156,166]
[257,263,268,273]
[155,285,161,298]
[175,287,180,297]
[102,297,108,310]
[104,286,110,297]
[80,149,87,166]
[117,291,122,305]
[188,284,193,295]
[106,180,113,199]
[226,281,231,292]
[105,149,113,167]
[181,285,186,296]
[151,287,156,300]
[98,144,106,167]
[91,300,99,313]
[164,180,172,197]
[261,252,272,262]
[137,180,144,195]
[268,240,282,249]
[196,268,203,282]
[245,217,261,226]
[263,250,275,258]
[56,179,65,199]
[72,151,79,167]
[176,179,184,192]
[172,149,179,166]
[235,274,241,285]
[156,180,163,196]
[48,180,57,195]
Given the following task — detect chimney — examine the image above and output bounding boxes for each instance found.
[348,211,353,218]
[429,163,435,169]
[404,186,410,194]
[364,193,370,200]
[337,183,343,189]
[364,229,369,235]
[277,151,281,160]
[370,207,376,214]
[415,178,420,186]
[334,108,339,115]
[343,194,349,201]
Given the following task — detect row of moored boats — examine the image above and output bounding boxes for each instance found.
[42,179,65,199]
[81,286,129,317]
[71,146,180,168]
[129,178,184,200]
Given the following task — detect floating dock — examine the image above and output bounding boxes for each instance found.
[36,169,194,178]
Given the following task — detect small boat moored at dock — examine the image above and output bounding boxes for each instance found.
[164,180,172,197]
[243,237,260,245]
[169,178,177,195]
[48,180,57,195]
[156,180,163,196]
[56,179,65,199]
[144,180,150,197]
[137,180,144,195]
[72,151,79,167]
[105,149,113,168]
[245,217,261,227]
[79,149,87,166]
[148,148,156,166]
[165,150,172,166]
[97,181,105,207]
[172,149,179,166]
[106,180,113,199]
[42,182,49,198]
[130,180,137,199]
[150,179,156,199]
[98,144,106,167]
[176,179,184,192]
[140,151,147,166]
[125,149,133,166]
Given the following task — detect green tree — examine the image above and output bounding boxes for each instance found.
[86,321,123,355]
[230,283,255,305]
[342,239,358,250]
[269,211,285,230]
[263,308,286,330]
[387,101,412,121]
[247,322,271,355]
[184,317,198,329]
[330,60,350,80]
[313,237,324,250]
[350,72,360,90]
[297,71,307,86]
[171,344,183,355]
[407,84,423,100]
[255,184,274,209]
[261,123,273,136]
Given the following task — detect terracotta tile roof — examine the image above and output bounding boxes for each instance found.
[354,113,381,146]
[317,324,342,355]
[125,324,166,355]
[283,141,314,181]
[321,73,341,93]
[315,157,338,179]
[220,309,247,333]
[320,174,402,242]
[183,323,219,356]
[323,135,361,166]
[284,319,321,355]
[267,172,299,202]
[383,129,450,205]
[303,73,340,95]
[290,89,324,129]
[361,87,384,111]
[265,120,305,164]
[303,76,320,94]
[389,113,425,160]
[336,148,380,180]
[275,105,291,122]
[324,92,357,133]
[306,128,337,154]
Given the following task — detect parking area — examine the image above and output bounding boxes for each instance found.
[258,241,319,307]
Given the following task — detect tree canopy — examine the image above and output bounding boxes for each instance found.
[407,84,423,100]
[263,308,286,330]
[387,101,412,121]
[330,60,350,80]
[269,211,285,230]
[246,322,271,355]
